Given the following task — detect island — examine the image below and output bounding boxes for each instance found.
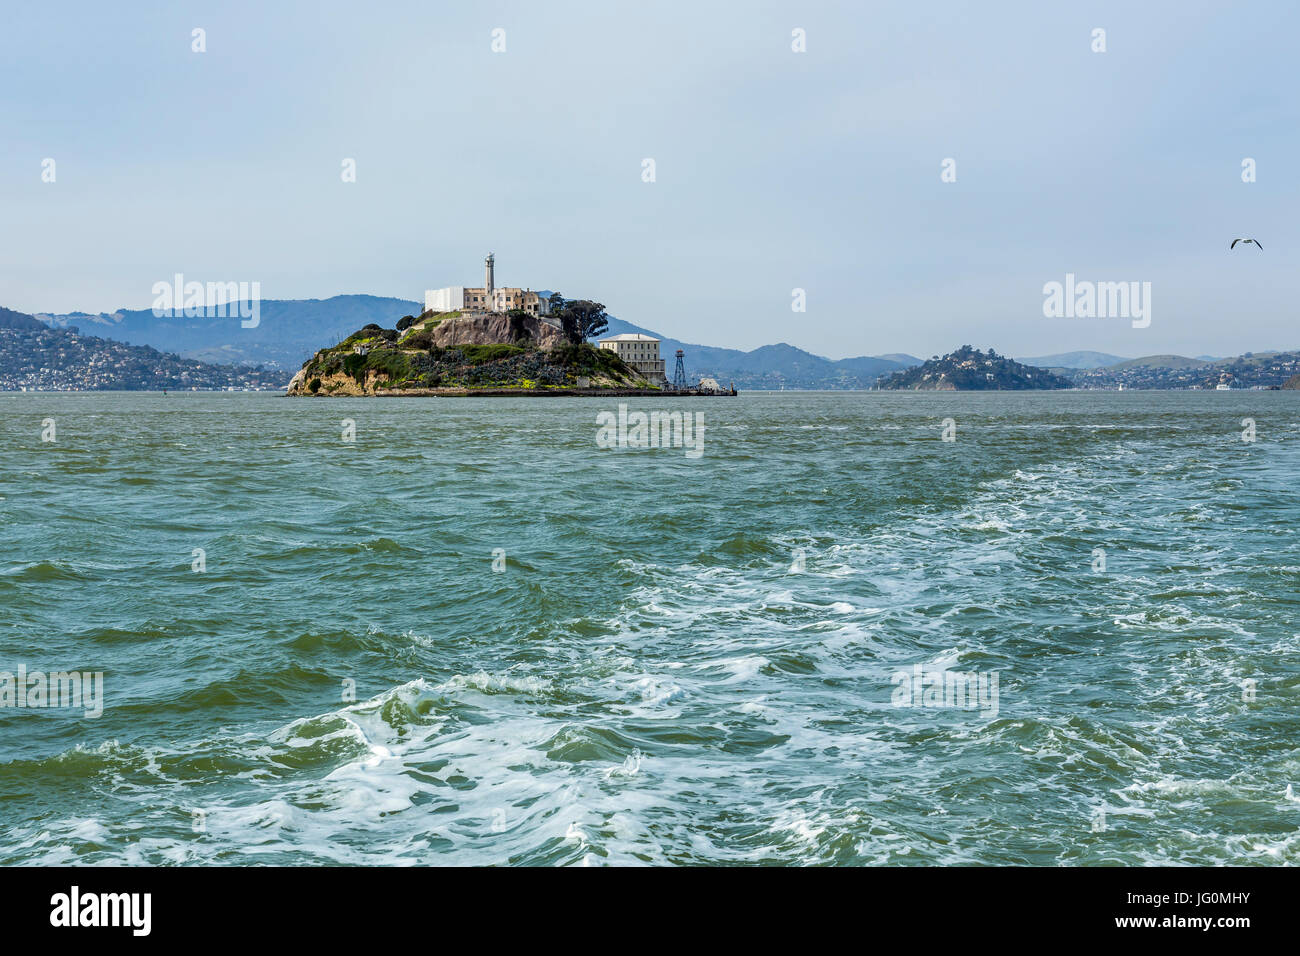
[875,346,1072,390]
[285,303,745,396]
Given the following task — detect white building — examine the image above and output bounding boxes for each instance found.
[425,254,552,317]
[600,333,667,385]
[425,286,468,312]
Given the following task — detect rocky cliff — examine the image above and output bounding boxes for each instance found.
[420,311,567,350]
[287,310,651,395]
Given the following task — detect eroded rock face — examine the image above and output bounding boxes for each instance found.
[427,313,566,350]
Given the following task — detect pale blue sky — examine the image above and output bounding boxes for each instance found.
[1,1,1295,358]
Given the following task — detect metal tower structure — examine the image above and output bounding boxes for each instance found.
[672,349,687,390]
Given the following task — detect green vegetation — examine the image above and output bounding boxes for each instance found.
[878,346,1072,390]
[297,316,649,393]
[341,352,368,384]
[458,343,526,364]
[547,296,610,344]
[397,311,457,345]
[338,323,398,351]
[364,350,416,384]
[550,341,635,378]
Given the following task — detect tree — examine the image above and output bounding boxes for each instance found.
[569,300,609,342]
[550,297,609,344]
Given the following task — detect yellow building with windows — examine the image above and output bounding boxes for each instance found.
[600,333,667,385]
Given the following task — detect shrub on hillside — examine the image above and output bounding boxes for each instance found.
[403,330,435,351]
[458,344,526,364]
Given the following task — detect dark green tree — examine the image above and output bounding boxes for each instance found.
[550,298,609,344]
[569,300,609,342]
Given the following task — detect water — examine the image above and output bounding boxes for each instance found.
[1,390,1298,865]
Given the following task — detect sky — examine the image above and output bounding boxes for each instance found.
[1,0,1296,360]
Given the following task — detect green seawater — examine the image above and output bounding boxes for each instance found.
[1,390,1298,865]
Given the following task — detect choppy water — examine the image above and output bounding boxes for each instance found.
[1,390,1298,865]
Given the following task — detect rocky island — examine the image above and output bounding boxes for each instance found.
[286,307,660,397]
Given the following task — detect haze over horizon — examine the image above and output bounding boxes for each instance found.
[2,1,1295,360]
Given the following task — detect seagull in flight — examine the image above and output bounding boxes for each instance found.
[1230,238,1262,250]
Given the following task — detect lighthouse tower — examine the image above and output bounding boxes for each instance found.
[426,253,551,316]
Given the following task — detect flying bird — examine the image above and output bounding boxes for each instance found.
[1230,238,1262,250]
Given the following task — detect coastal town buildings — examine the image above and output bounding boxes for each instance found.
[0,325,280,391]
[425,254,552,317]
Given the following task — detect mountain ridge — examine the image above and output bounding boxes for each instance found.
[29,295,1300,390]
[1015,350,1129,369]
[1,306,281,391]
[35,295,919,389]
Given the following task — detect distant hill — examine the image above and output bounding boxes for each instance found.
[35,296,915,388]
[0,306,46,331]
[27,293,1300,392]
[37,295,421,371]
[1067,350,1300,389]
[1,306,281,391]
[878,346,1072,390]
[1107,354,1209,371]
[600,316,914,389]
[1016,350,1128,369]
